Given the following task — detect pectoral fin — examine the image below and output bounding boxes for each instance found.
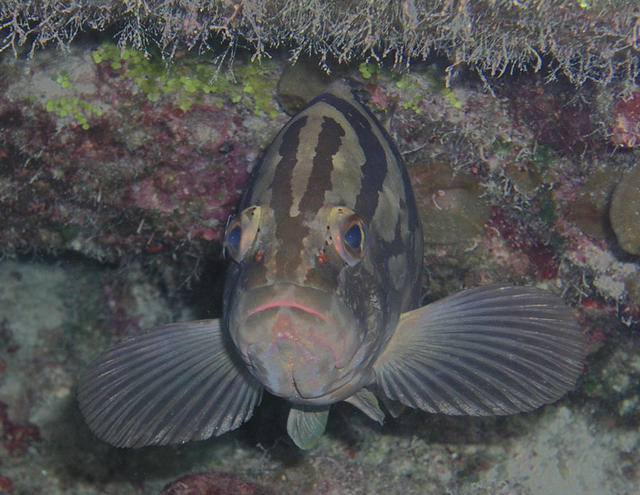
[77,319,262,448]
[344,388,385,424]
[287,405,329,449]
[374,285,584,416]
[379,396,405,418]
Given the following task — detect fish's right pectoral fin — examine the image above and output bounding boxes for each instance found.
[77,319,262,448]
[373,285,584,416]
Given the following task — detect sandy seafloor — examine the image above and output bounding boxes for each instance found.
[1,39,640,494]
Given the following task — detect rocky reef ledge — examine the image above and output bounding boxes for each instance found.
[1,1,639,87]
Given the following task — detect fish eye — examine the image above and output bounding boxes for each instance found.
[328,206,368,266]
[227,224,242,250]
[344,223,363,249]
[223,206,262,262]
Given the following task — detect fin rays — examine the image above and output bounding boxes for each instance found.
[374,285,584,416]
[78,320,262,448]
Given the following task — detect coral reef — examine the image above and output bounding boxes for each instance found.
[0,43,286,269]
[1,23,640,495]
[612,92,640,147]
[1,1,640,88]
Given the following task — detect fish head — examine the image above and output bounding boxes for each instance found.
[223,203,389,404]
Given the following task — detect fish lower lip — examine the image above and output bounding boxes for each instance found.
[246,340,332,400]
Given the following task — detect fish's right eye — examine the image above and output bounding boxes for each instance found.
[223,206,262,262]
[227,224,242,251]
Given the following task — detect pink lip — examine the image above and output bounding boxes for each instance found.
[247,301,335,326]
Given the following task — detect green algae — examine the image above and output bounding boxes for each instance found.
[422,69,462,110]
[532,144,555,172]
[394,68,462,114]
[92,42,279,117]
[45,71,103,129]
[358,62,379,80]
[45,96,103,130]
[394,74,425,114]
[55,70,74,89]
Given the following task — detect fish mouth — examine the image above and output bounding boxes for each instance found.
[229,283,364,402]
[246,300,339,328]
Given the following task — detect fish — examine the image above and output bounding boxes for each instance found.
[77,79,584,450]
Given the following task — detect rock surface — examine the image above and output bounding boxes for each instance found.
[610,163,640,255]
[161,472,272,495]
[1,36,639,495]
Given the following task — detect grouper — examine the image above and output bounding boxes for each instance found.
[78,79,584,449]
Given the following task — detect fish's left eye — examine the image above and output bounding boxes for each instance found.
[328,206,368,266]
[344,223,363,249]
[223,206,262,262]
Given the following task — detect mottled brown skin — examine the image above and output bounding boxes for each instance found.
[223,81,423,405]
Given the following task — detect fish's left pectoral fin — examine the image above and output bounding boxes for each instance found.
[373,285,585,416]
[77,319,263,448]
[287,405,330,449]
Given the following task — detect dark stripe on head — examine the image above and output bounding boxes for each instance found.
[270,116,307,215]
[319,94,387,221]
[299,116,344,214]
[270,116,309,276]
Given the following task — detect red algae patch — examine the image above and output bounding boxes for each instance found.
[161,472,272,495]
